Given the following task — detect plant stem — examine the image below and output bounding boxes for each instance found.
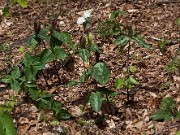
[41,71,50,88]
[52,60,61,84]
[106,94,113,114]
[126,41,131,103]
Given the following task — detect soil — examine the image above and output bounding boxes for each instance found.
[0,0,180,135]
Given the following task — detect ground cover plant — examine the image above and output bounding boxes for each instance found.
[0,0,180,134]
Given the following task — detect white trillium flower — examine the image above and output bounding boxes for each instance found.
[83,10,91,18]
[77,17,86,25]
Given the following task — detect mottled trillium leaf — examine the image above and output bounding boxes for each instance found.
[92,62,110,85]
[52,46,68,60]
[133,35,153,50]
[89,92,103,112]
[38,28,50,41]
[115,35,130,47]
[79,49,90,62]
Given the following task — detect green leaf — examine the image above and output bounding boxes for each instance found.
[129,66,137,73]
[160,97,176,110]
[10,79,21,92]
[11,67,21,79]
[0,44,9,51]
[39,48,52,63]
[0,111,17,135]
[92,62,110,85]
[18,45,25,52]
[24,66,39,81]
[17,0,28,8]
[2,7,10,16]
[57,109,71,120]
[177,18,180,25]
[66,81,79,87]
[79,49,90,62]
[110,10,126,21]
[29,87,41,100]
[128,76,140,85]
[28,35,38,49]
[115,35,130,47]
[52,31,73,45]
[52,101,62,114]
[97,87,119,96]
[151,109,173,121]
[80,69,92,82]
[38,28,50,41]
[133,35,153,50]
[89,92,103,112]
[52,46,68,60]
[1,75,11,83]
[115,78,125,89]
[176,130,180,135]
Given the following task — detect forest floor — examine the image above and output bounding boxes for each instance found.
[0,0,180,135]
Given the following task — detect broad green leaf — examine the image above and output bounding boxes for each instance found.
[52,46,68,60]
[129,66,137,73]
[79,49,90,62]
[52,31,73,45]
[37,96,53,110]
[57,109,71,120]
[28,35,38,49]
[38,28,50,41]
[115,78,125,89]
[133,35,153,50]
[92,62,110,85]
[29,87,41,100]
[0,111,16,135]
[11,67,21,79]
[128,76,140,85]
[23,52,36,66]
[39,48,52,63]
[115,35,130,47]
[17,0,28,8]
[1,75,11,83]
[160,97,176,110]
[24,66,39,81]
[97,87,119,96]
[10,79,21,92]
[52,101,62,114]
[90,43,103,53]
[89,92,103,112]
[151,109,173,121]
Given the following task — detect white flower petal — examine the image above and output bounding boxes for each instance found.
[77,17,86,25]
[83,10,91,18]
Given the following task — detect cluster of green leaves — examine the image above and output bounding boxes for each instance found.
[88,87,118,112]
[151,97,180,121]
[1,24,74,120]
[96,10,126,38]
[115,66,140,90]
